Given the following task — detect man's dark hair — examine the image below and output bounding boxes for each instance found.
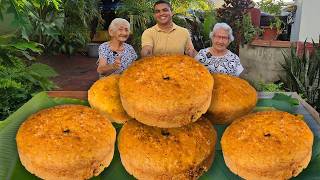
[153,0,172,11]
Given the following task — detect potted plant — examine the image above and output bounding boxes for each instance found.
[262,16,284,40]
[91,18,109,42]
[88,17,109,57]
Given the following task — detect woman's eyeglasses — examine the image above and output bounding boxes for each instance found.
[213,35,229,41]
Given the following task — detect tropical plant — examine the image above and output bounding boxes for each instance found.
[171,0,213,14]
[60,0,99,55]
[0,0,99,55]
[0,0,33,39]
[216,0,253,55]
[116,0,155,54]
[0,34,57,120]
[281,40,320,110]
[257,0,285,15]
[269,16,284,34]
[241,13,262,45]
[177,9,216,51]
[23,0,64,51]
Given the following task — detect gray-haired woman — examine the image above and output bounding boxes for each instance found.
[195,22,243,76]
[97,18,137,76]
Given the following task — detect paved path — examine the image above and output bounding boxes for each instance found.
[41,54,99,91]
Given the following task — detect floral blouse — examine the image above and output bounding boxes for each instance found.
[98,42,137,74]
[195,48,244,76]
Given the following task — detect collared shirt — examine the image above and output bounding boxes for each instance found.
[141,23,193,55]
[98,42,137,74]
[195,48,244,76]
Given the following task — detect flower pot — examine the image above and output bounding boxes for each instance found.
[87,43,100,58]
[262,27,278,40]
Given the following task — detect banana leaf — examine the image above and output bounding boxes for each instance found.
[0,92,319,180]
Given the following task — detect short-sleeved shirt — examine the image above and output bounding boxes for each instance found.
[141,23,193,55]
[98,42,137,74]
[195,48,244,76]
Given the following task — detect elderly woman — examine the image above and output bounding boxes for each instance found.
[97,18,137,76]
[195,23,243,76]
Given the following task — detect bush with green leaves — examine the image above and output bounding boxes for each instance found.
[0,35,57,120]
[257,0,285,15]
[241,13,262,45]
[0,0,99,55]
[116,0,155,54]
[281,41,320,111]
[216,0,253,55]
[253,81,285,92]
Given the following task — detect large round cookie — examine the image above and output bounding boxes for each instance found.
[221,111,314,180]
[119,55,214,128]
[206,73,257,124]
[16,105,116,180]
[118,117,217,180]
[88,74,132,124]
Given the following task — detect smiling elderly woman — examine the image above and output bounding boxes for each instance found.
[195,23,243,76]
[97,18,137,76]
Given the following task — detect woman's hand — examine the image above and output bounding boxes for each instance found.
[97,56,120,76]
[113,55,122,69]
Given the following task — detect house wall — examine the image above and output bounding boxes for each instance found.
[291,0,320,42]
[239,44,290,83]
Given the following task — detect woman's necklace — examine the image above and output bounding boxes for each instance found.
[210,47,227,57]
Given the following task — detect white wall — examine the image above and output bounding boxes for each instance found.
[291,0,320,42]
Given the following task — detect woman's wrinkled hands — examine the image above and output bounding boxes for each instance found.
[113,55,122,69]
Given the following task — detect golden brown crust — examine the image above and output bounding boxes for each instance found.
[119,55,214,128]
[221,111,314,180]
[88,74,132,124]
[16,105,116,180]
[118,117,217,180]
[207,73,257,124]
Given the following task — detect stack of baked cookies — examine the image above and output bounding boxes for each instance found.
[16,55,314,180]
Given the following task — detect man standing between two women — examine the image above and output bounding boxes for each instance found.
[97,0,243,77]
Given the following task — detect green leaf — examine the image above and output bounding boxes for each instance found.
[10,42,42,53]
[272,93,300,106]
[253,106,278,112]
[27,63,58,78]
[293,137,320,180]
[51,0,62,10]
[256,99,295,113]
[200,151,240,180]
[1,93,320,180]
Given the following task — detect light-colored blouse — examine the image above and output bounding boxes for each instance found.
[98,42,137,74]
[195,48,244,76]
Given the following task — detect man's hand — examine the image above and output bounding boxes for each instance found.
[185,48,197,57]
[141,45,153,57]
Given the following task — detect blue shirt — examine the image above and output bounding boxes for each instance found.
[195,48,243,76]
[98,42,137,74]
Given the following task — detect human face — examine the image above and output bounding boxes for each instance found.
[212,28,230,52]
[110,25,130,42]
[154,3,173,26]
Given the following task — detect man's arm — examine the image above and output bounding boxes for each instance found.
[141,29,154,57]
[185,32,197,57]
[141,45,153,57]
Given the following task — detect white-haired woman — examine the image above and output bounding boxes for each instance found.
[195,22,243,76]
[97,18,137,76]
